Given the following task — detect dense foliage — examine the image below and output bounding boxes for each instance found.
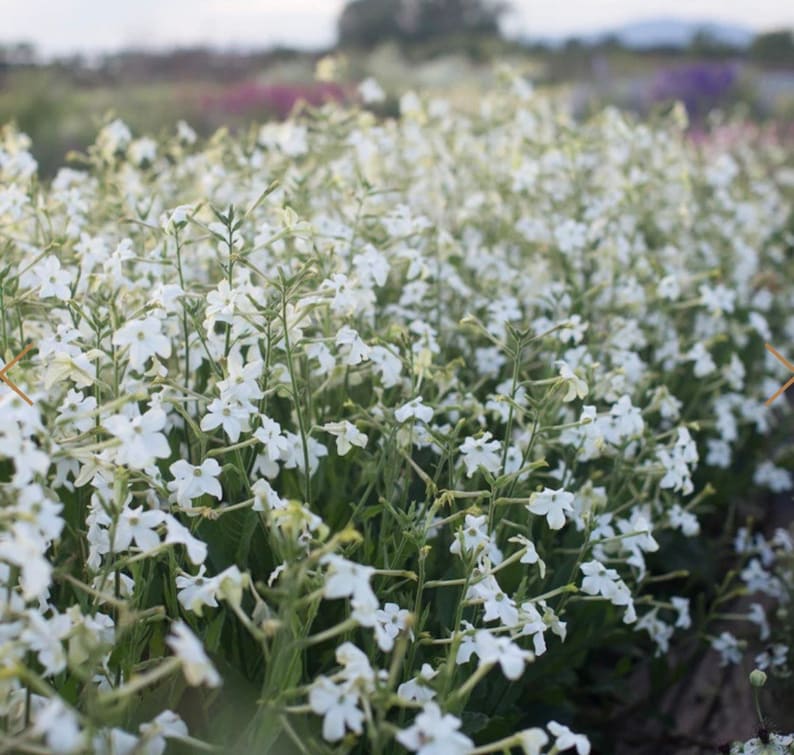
[0,73,793,753]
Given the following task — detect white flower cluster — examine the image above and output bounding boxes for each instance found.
[0,74,792,752]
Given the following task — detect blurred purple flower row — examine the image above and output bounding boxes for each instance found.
[200,81,348,119]
[650,62,741,116]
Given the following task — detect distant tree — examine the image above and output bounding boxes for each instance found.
[0,42,36,68]
[750,30,794,66]
[338,0,508,48]
[688,29,741,58]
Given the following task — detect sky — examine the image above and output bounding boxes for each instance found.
[1,0,793,56]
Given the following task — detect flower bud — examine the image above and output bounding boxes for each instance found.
[749,669,767,688]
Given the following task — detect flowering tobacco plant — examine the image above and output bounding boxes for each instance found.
[0,71,793,753]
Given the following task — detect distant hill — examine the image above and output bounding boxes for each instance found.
[525,18,755,50]
[609,18,754,49]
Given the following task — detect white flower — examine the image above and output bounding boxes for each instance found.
[254,415,290,461]
[113,506,164,553]
[322,420,368,455]
[309,677,364,742]
[128,136,157,166]
[398,663,438,702]
[168,458,223,507]
[321,554,378,612]
[657,274,680,301]
[336,325,370,365]
[218,352,264,404]
[450,514,503,565]
[166,621,221,687]
[354,244,390,286]
[200,396,251,443]
[164,515,208,565]
[97,118,132,158]
[601,395,644,445]
[558,314,588,343]
[31,698,84,754]
[370,345,403,387]
[374,602,411,651]
[753,461,793,492]
[177,566,219,616]
[395,396,434,424]
[711,631,744,667]
[699,283,735,315]
[396,702,473,754]
[139,710,189,751]
[518,728,549,755]
[215,565,248,608]
[28,255,73,300]
[510,534,546,578]
[113,317,172,372]
[580,561,619,599]
[747,603,770,641]
[548,721,591,755]
[527,487,574,530]
[105,407,170,469]
[474,630,533,680]
[668,504,700,536]
[358,76,386,104]
[636,608,673,654]
[336,642,377,689]
[686,342,716,377]
[459,433,502,478]
[58,389,97,433]
[555,360,588,402]
[22,611,71,675]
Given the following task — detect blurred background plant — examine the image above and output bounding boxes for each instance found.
[1,0,792,175]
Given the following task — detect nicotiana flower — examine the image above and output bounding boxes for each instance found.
[166,621,221,687]
[373,602,412,651]
[321,554,378,613]
[309,676,364,742]
[163,516,208,565]
[396,702,473,754]
[555,360,588,402]
[254,415,290,461]
[167,458,223,508]
[200,396,251,442]
[322,420,368,455]
[527,487,574,530]
[450,514,503,565]
[176,566,219,615]
[711,631,744,667]
[112,316,172,372]
[636,608,674,655]
[518,728,549,755]
[358,76,386,104]
[25,255,73,300]
[104,407,170,469]
[459,433,502,478]
[580,560,635,623]
[473,629,534,680]
[335,325,370,365]
[548,721,591,755]
[112,506,165,553]
[397,663,438,703]
[31,698,85,754]
[395,396,434,424]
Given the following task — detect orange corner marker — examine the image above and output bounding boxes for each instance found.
[765,343,794,407]
[0,343,34,406]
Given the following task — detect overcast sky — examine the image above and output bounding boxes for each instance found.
[2,0,793,56]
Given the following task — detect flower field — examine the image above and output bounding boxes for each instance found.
[0,72,793,753]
